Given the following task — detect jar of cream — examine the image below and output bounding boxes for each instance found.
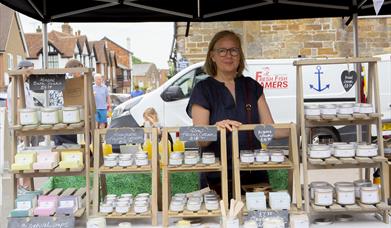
[202,152,216,164]
[134,200,148,213]
[255,150,269,162]
[314,186,334,206]
[270,151,285,163]
[135,152,148,166]
[336,185,355,205]
[354,179,372,198]
[41,107,60,124]
[19,108,40,125]
[184,151,199,165]
[240,150,255,163]
[360,185,380,204]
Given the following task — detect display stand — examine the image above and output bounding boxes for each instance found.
[232,124,302,217]
[92,127,159,226]
[295,57,390,223]
[161,127,228,227]
[8,67,94,217]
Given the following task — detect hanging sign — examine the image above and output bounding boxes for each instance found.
[179,126,217,141]
[254,125,275,145]
[105,128,144,144]
[340,70,357,92]
[246,210,289,228]
[29,74,65,90]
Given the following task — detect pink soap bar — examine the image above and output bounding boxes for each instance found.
[34,195,58,216]
[33,162,57,169]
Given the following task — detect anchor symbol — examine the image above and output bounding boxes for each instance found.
[309,66,330,92]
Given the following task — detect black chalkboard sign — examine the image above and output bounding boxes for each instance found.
[105,128,144,144]
[8,216,75,228]
[254,125,275,145]
[29,74,65,90]
[246,210,289,228]
[340,70,357,92]
[179,126,217,141]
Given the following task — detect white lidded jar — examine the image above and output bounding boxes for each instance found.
[338,103,354,115]
[135,152,148,166]
[334,144,355,158]
[169,152,183,165]
[184,151,199,165]
[99,202,113,213]
[103,155,118,167]
[19,108,40,125]
[359,103,373,114]
[360,185,380,204]
[354,179,372,198]
[41,107,60,124]
[310,181,330,199]
[202,152,216,164]
[170,199,185,212]
[255,150,269,162]
[335,184,355,205]
[134,200,148,213]
[186,199,201,211]
[320,104,337,115]
[62,106,81,123]
[270,150,285,163]
[356,144,378,157]
[304,104,320,116]
[309,144,331,159]
[205,198,219,210]
[314,185,334,206]
[240,150,255,163]
[115,201,130,213]
[75,105,85,121]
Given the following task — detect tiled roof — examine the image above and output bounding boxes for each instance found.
[0,4,14,51]
[25,30,79,59]
[77,35,89,54]
[92,40,107,64]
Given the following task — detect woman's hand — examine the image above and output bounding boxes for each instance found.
[215,119,242,131]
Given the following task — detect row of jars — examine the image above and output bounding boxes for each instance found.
[169,151,216,166]
[103,152,148,167]
[19,106,84,126]
[304,103,374,116]
[99,193,150,214]
[310,180,380,206]
[240,150,285,163]
[309,142,378,159]
[169,191,219,212]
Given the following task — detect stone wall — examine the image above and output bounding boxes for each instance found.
[176,17,391,64]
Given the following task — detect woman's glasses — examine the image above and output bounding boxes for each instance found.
[213,47,240,57]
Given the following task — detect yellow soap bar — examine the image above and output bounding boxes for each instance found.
[15,152,36,164]
[58,161,83,169]
[61,151,83,163]
[11,163,33,171]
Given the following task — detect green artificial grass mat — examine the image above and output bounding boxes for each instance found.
[50,170,287,195]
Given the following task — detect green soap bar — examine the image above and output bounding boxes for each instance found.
[10,209,32,217]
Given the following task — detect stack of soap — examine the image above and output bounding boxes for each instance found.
[56,195,79,215]
[34,195,58,216]
[246,192,266,211]
[33,152,59,169]
[59,151,83,169]
[11,152,36,171]
[10,194,37,217]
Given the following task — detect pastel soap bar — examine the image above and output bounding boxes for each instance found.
[34,195,58,216]
[10,208,33,217]
[33,152,59,169]
[246,192,266,211]
[269,192,291,210]
[11,152,36,171]
[59,151,83,169]
[56,196,79,215]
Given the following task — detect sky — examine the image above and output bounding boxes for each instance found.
[19,14,174,69]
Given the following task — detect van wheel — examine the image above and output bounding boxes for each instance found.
[311,127,341,144]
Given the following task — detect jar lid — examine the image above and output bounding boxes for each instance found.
[320,104,336,109]
[305,104,319,109]
[311,181,330,187]
[339,103,354,108]
[202,152,215,158]
[270,151,284,156]
[361,185,379,191]
[336,185,354,191]
[357,144,377,149]
[171,200,184,205]
[314,186,333,192]
[334,182,353,187]
[310,144,331,150]
[353,179,372,186]
[170,152,183,158]
[63,106,79,111]
[20,108,38,112]
[121,194,133,198]
[335,144,354,150]
[134,201,147,206]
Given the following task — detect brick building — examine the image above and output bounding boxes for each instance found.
[175,17,391,64]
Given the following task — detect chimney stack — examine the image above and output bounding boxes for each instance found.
[61,23,73,35]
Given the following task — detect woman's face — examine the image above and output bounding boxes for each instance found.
[211,36,240,75]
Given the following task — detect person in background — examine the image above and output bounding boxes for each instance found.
[187,30,288,197]
[130,85,144,98]
[51,59,83,145]
[93,73,111,129]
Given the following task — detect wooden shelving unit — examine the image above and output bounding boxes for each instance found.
[161,127,228,227]
[8,67,94,217]
[92,127,159,226]
[232,124,302,215]
[295,57,390,223]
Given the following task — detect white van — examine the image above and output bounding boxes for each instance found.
[112,57,391,141]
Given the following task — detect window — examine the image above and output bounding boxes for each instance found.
[47,45,59,68]
[7,54,13,70]
[170,67,208,99]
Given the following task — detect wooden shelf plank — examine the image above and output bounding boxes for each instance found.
[310,201,390,213]
[99,165,152,173]
[167,160,222,172]
[14,166,85,177]
[15,127,85,136]
[293,57,380,66]
[239,158,293,170]
[305,115,378,127]
[307,156,386,169]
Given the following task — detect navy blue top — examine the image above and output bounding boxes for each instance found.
[186,75,264,160]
